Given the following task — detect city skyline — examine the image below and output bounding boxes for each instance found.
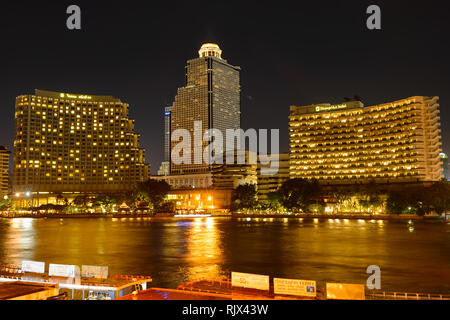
[1,1,450,304]
[1,2,450,175]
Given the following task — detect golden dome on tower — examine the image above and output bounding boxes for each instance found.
[198,43,222,59]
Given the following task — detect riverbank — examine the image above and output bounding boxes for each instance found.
[232,213,434,221]
[0,212,442,221]
[0,213,161,219]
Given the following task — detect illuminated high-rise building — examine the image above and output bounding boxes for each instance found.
[289,96,442,184]
[12,90,150,198]
[170,43,241,175]
[0,146,10,196]
[157,106,172,176]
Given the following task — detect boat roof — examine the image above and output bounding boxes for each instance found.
[0,270,151,292]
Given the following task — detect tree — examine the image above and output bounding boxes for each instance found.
[0,197,11,211]
[73,195,90,211]
[278,178,321,212]
[265,191,284,212]
[93,195,116,213]
[386,191,412,214]
[386,181,450,216]
[114,190,141,210]
[425,181,450,214]
[231,183,258,212]
[358,181,383,211]
[138,179,171,208]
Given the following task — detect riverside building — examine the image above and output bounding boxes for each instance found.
[289,96,443,184]
[257,153,289,199]
[170,43,241,175]
[0,146,10,196]
[12,90,149,206]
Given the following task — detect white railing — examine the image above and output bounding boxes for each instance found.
[368,291,450,300]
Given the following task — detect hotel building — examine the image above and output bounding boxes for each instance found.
[170,43,241,175]
[12,90,149,204]
[289,96,442,184]
[0,146,10,196]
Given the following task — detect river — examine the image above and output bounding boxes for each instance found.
[0,217,449,293]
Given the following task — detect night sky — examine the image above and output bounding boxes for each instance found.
[1,1,450,173]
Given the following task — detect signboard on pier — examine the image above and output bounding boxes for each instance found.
[231,272,270,291]
[49,264,79,278]
[81,265,108,279]
[274,278,316,297]
[21,260,45,274]
[326,283,365,300]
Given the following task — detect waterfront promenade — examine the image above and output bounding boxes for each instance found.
[0,212,438,221]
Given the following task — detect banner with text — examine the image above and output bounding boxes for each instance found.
[21,260,45,274]
[273,278,316,297]
[231,272,270,291]
[49,264,78,278]
[81,265,108,279]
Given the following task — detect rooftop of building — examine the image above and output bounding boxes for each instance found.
[17,89,123,103]
[290,96,438,116]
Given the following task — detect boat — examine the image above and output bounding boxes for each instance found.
[0,263,152,300]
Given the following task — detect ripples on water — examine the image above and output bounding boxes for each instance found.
[0,217,449,293]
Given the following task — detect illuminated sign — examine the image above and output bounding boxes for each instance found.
[231,272,270,291]
[60,93,92,100]
[315,104,347,112]
[165,112,171,116]
[326,283,365,300]
[274,278,316,297]
[21,260,45,274]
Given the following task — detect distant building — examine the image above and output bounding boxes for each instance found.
[212,150,258,189]
[157,161,170,176]
[289,96,443,184]
[12,90,150,206]
[170,43,241,175]
[0,146,10,196]
[152,173,213,190]
[257,153,289,200]
[440,152,448,180]
[157,106,173,176]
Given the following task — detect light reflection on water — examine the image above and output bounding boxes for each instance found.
[0,217,449,293]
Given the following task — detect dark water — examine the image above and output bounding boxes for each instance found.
[0,217,449,293]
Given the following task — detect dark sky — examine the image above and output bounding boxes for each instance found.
[1,1,450,173]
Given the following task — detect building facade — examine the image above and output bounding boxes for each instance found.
[289,96,442,184]
[212,150,258,189]
[441,152,449,180]
[170,43,241,175]
[257,153,289,199]
[152,172,212,189]
[0,146,10,196]
[13,90,149,200]
[157,106,173,176]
